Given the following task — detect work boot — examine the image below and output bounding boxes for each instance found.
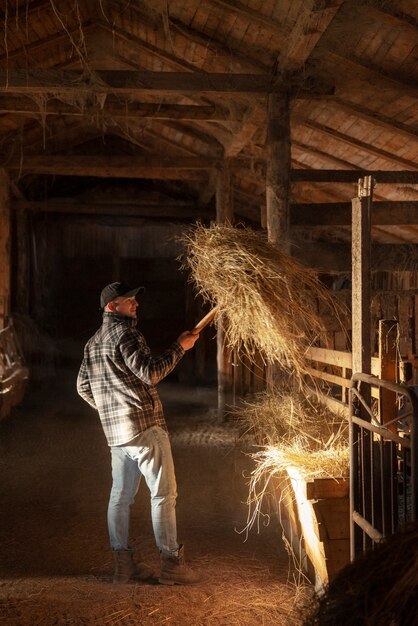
[159,544,203,585]
[113,549,154,584]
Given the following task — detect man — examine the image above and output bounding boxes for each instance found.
[77,281,201,585]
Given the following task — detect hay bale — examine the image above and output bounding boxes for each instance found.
[181,223,342,381]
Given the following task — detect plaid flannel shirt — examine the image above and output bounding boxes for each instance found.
[77,312,185,446]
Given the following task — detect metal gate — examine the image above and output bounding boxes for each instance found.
[349,373,418,561]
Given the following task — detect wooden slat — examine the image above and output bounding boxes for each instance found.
[306,347,352,369]
[306,366,350,389]
[306,478,349,501]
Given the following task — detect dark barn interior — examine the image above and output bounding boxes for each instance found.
[0,1,418,624]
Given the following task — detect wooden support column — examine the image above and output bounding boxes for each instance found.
[266,92,290,247]
[266,92,291,387]
[0,169,11,329]
[350,176,374,554]
[216,161,233,420]
[351,176,374,377]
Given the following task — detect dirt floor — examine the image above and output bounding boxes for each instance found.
[0,367,309,626]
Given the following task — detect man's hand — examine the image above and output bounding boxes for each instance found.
[177,330,200,351]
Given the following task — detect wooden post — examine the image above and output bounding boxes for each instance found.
[351,176,374,377]
[266,92,291,387]
[216,161,233,420]
[350,176,374,553]
[266,92,290,248]
[0,169,11,329]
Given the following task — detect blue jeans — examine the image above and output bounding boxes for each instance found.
[107,425,179,555]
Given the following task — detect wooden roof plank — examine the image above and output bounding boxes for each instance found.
[296,117,418,170]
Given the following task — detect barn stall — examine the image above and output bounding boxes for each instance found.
[0,1,417,624]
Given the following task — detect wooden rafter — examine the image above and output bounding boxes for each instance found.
[292,140,361,170]
[332,97,418,141]
[224,105,265,157]
[95,21,201,73]
[320,49,418,99]
[106,0,270,74]
[350,0,418,31]
[209,0,286,34]
[0,22,94,64]
[296,117,418,171]
[278,0,344,71]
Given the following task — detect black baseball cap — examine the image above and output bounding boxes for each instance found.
[100,282,145,309]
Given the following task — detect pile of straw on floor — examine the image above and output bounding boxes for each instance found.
[181,223,342,381]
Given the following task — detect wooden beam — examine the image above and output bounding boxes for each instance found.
[0,96,231,120]
[291,202,418,226]
[297,118,418,171]
[0,69,311,95]
[6,156,220,179]
[12,199,210,219]
[291,170,418,183]
[0,170,11,328]
[266,93,291,245]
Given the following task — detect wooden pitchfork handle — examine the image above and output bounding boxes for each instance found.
[191,307,218,334]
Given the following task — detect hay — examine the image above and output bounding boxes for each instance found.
[235,390,349,546]
[233,390,348,451]
[181,223,342,380]
[250,443,349,483]
[302,522,418,626]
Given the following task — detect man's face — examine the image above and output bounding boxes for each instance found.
[113,295,139,319]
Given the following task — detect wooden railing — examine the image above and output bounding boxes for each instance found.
[305,346,384,416]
